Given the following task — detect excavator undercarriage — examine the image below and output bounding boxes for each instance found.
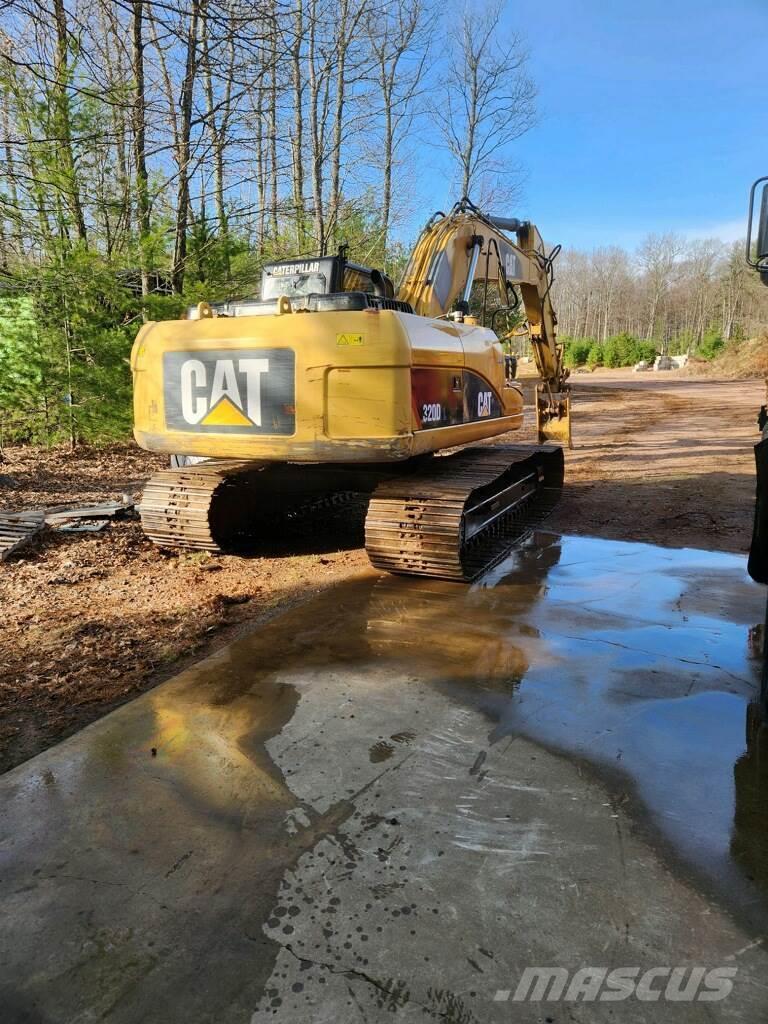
[139,445,563,581]
[364,445,563,580]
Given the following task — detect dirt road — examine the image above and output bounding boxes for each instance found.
[0,370,764,772]
[549,370,764,551]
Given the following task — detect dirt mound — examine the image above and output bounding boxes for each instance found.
[684,334,768,380]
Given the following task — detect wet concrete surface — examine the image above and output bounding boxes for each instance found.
[1,533,768,1022]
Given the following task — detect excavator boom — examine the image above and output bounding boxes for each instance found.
[398,199,571,445]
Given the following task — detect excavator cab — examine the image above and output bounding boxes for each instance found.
[260,257,335,301]
[187,250,404,319]
[260,251,397,304]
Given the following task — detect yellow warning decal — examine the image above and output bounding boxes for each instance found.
[200,396,253,427]
[336,333,364,346]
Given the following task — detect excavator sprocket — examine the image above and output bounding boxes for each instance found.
[364,445,563,581]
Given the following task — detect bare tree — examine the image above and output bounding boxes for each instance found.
[201,7,235,257]
[679,239,719,347]
[306,0,332,252]
[591,247,631,341]
[171,0,202,293]
[432,0,535,203]
[288,0,306,244]
[637,233,685,343]
[52,0,87,244]
[366,0,431,251]
[325,0,369,238]
[132,0,151,298]
[551,232,768,353]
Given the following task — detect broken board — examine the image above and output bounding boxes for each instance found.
[44,500,135,526]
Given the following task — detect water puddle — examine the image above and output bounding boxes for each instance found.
[363,534,768,924]
[175,531,767,926]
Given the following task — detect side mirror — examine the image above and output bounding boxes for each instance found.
[747,177,768,285]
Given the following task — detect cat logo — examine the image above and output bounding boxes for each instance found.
[180,357,268,426]
[270,260,320,277]
[163,348,295,435]
[478,391,493,417]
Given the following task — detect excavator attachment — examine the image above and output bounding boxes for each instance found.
[400,199,573,451]
[536,390,572,447]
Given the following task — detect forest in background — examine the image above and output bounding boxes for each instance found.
[552,234,768,369]
[0,0,764,447]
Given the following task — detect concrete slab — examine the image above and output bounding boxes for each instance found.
[2,533,768,1023]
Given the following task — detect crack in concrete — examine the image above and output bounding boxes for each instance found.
[551,631,754,686]
[282,943,480,1023]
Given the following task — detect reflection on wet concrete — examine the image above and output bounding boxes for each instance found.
[1,533,767,1022]
[363,537,768,926]
[733,702,768,889]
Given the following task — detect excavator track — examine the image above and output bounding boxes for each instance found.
[364,445,563,581]
[139,460,266,551]
[139,460,368,552]
[140,446,563,580]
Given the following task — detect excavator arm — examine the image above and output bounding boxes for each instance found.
[398,199,572,446]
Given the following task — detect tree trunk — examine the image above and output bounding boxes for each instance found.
[291,0,305,246]
[328,0,350,239]
[100,2,131,249]
[132,0,151,299]
[52,0,87,245]
[381,77,393,252]
[460,58,479,198]
[308,0,325,253]
[172,0,201,294]
[201,13,230,277]
[255,81,266,249]
[268,17,279,240]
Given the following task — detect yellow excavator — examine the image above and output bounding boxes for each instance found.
[131,198,571,580]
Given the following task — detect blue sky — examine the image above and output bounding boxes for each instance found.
[425,0,768,251]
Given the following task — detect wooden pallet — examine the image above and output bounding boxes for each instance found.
[0,510,46,561]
